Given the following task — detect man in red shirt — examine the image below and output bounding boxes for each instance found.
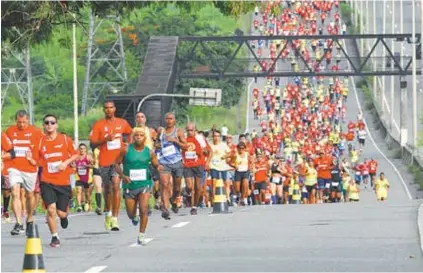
[6,110,43,236]
[313,152,332,203]
[368,158,379,187]
[182,123,211,216]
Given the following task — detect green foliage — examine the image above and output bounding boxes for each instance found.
[2,3,253,138]
[340,2,352,25]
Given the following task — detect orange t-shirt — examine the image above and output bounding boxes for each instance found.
[6,125,42,173]
[89,118,132,167]
[314,156,332,179]
[38,134,77,186]
[1,132,13,176]
[254,159,268,183]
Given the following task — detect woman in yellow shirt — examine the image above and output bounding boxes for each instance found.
[374,172,390,201]
[348,179,360,202]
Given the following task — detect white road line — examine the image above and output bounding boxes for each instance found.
[84,266,107,273]
[129,238,154,247]
[341,38,413,200]
[171,221,190,228]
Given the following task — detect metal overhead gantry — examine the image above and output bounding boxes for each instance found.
[176,33,422,78]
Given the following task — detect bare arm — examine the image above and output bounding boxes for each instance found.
[113,146,128,178]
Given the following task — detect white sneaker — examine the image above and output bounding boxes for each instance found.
[137,233,145,245]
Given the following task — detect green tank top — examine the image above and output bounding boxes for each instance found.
[122,144,152,190]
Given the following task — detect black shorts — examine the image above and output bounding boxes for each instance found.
[93,168,100,176]
[150,165,160,181]
[306,184,316,193]
[254,181,267,191]
[40,182,72,212]
[76,181,91,189]
[183,166,204,179]
[283,185,290,193]
[358,138,365,145]
[234,171,250,182]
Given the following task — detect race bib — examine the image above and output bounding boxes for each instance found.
[363,171,369,175]
[107,139,121,150]
[78,168,87,176]
[325,183,331,189]
[48,161,62,174]
[253,189,259,195]
[211,158,220,166]
[185,151,197,160]
[355,171,361,176]
[237,165,248,172]
[272,177,281,183]
[332,182,339,187]
[162,145,176,157]
[129,169,147,181]
[15,146,29,158]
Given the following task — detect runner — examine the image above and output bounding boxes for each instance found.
[374,172,390,201]
[6,110,43,236]
[74,144,94,212]
[114,127,162,245]
[158,112,186,220]
[89,100,133,231]
[229,142,254,206]
[38,114,78,247]
[1,132,14,222]
[252,149,269,204]
[182,123,210,215]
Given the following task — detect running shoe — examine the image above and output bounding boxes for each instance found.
[105,215,112,231]
[131,216,139,226]
[161,209,171,220]
[10,223,24,236]
[50,236,60,248]
[60,217,68,229]
[2,211,10,222]
[76,207,82,212]
[95,207,102,215]
[83,203,90,212]
[171,202,179,214]
[26,221,34,237]
[190,207,197,215]
[137,233,146,245]
[111,217,119,231]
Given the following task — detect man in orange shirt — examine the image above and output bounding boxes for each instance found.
[1,132,14,222]
[6,110,42,236]
[89,100,132,231]
[313,151,332,203]
[38,114,78,247]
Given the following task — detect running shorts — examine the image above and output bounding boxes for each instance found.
[8,168,37,192]
[123,185,152,200]
[160,161,183,178]
[40,182,72,212]
[183,166,204,179]
[99,165,118,185]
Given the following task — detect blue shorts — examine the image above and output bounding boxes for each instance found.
[355,174,362,184]
[301,191,309,199]
[318,178,330,189]
[210,169,227,181]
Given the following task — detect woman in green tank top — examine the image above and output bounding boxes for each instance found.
[114,128,163,245]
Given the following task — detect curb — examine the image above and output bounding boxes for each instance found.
[418,202,423,254]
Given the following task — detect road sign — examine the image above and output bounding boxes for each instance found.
[189,88,221,106]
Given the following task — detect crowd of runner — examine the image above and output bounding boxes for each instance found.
[1,0,391,247]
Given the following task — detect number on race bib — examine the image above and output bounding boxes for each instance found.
[332,182,339,187]
[129,169,147,181]
[47,161,62,174]
[253,189,259,195]
[78,168,87,176]
[14,146,29,158]
[185,151,197,160]
[271,177,281,183]
[162,145,176,157]
[325,183,331,189]
[107,139,121,150]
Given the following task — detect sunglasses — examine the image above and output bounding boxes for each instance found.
[44,120,56,125]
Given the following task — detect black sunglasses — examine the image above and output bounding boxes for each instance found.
[44,120,56,125]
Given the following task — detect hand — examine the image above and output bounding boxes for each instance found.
[157,165,164,172]
[166,136,177,143]
[105,134,114,141]
[122,175,131,184]
[58,162,67,171]
[25,151,33,162]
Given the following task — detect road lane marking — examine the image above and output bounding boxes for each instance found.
[84,266,107,273]
[171,221,190,228]
[341,30,413,200]
[129,238,154,247]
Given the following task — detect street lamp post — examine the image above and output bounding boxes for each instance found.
[72,13,79,145]
[390,0,395,132]
[411,0,418,151]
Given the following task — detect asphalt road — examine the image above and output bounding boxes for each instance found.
[363,0,423,151]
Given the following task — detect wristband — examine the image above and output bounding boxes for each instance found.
[9,150,16,159]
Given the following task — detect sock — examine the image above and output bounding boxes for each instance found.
[3,196,10,213]
[95,193,101,208]
[52,232,58,238]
